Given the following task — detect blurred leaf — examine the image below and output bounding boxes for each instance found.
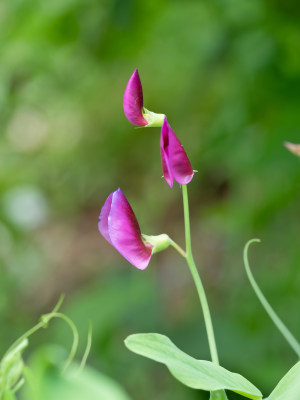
[0,338,28,395]
[3,389,17,400]
[21,345,131,400]
[125,333,262,399]
[266,361,300,400]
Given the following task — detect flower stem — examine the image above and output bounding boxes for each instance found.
[169,238,187,258]
[244,239,300,358]
[182,184,220,365]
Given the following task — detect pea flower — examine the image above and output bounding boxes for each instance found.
[98,188,171,269]
[123,69,165,127]
[160,117,194,188]
[284,142,300,157]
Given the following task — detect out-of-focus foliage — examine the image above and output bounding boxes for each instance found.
[267,361,300,400]
[22,345,131,400]
[0,0,299,399]
[0,339,28,398]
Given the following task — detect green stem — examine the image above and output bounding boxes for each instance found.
[169,238,187,258]
[49,312,79,372]
[3,321,44,360]
[3,295,65,359]
[2,295,79,373]
[78,321,93,373]
[244,239,300,358]
[182,184,220,365]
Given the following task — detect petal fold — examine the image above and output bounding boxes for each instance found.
[123,69,148,127]
[98,192,113,244]
[98,189,153,270]
[160,120,173,187]
[160,118,194,187]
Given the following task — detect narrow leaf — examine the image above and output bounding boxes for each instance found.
[125,333,262,400]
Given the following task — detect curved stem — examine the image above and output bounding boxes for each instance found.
[2,295,79,373]
[49,312,79,372]
[3,295,65,359]
[244,239,300,358]
[182,185,220,365]
[78,321,93,373]
[186,254,220,365]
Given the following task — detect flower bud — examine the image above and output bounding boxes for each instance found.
[160,117,194,187]
[123,69,165,128]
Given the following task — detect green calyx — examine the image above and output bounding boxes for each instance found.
[142,108,165,127]
[142,234,171,253]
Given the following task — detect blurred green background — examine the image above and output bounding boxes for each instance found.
[0,0,299,399]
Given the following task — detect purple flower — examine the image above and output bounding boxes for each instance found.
[98,188,153,270]
[123,69,165,127]
[284,142,300,157]
[160,117,194,188]
[123,69,148,127]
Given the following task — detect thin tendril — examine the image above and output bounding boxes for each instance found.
[78,322,93,373]
[3,294,65,359]
[243,239,300,358]
[47,312,79,372]
[2,294,80,376]
[52,293,65,314]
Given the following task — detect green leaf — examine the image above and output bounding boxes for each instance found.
[266,361,300,400]
[125,333,262,400]
[3,389,17,400]
[210,390,228,400]
[0,339,28,395]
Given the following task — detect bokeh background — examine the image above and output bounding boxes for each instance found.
[0,0,300,399]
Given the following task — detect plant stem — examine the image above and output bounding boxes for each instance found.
[244,239,300,358]
[50,312,79,372]
[2,295,79,373]
[169,238,187,258]
[3,294,65,359]
[182,184,220,365]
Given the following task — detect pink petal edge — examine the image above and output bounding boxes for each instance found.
[98,192,113,244]
[161,118,194,187]
[160,118,173,188]
[108,189,152,269]
[123,69,148,127]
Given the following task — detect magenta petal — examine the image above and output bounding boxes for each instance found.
[104,189,152,270]
[168,123,194,185]
[160,119,173,188]
[123,69,148,127]
[161,118,194,186]
[98,192,113,244]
